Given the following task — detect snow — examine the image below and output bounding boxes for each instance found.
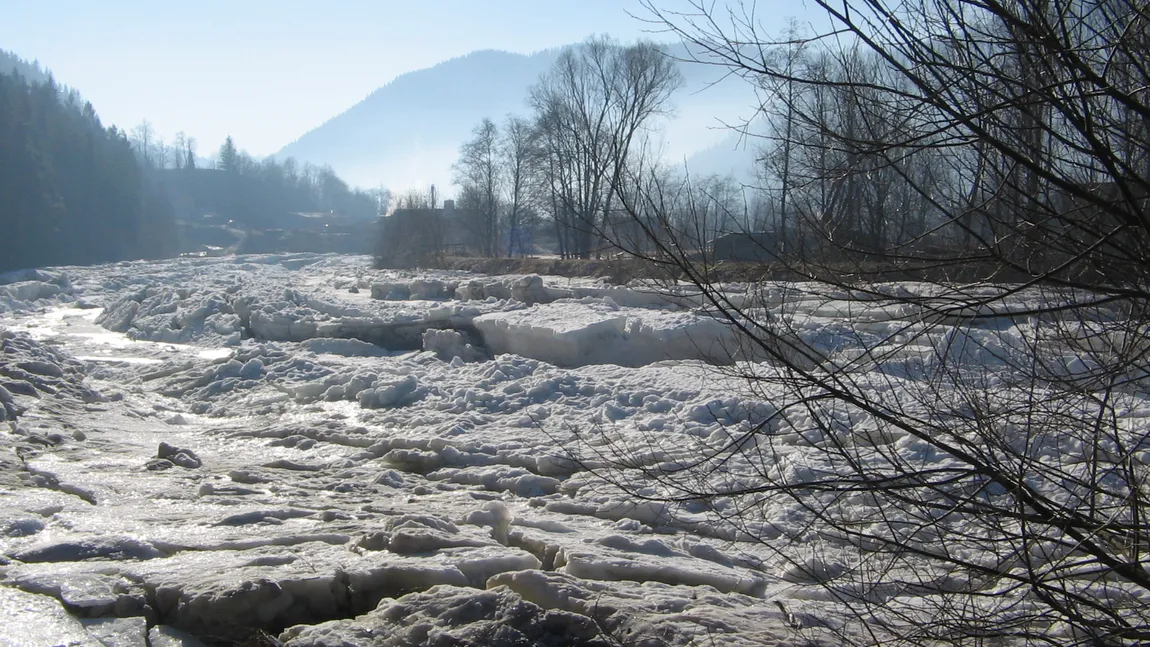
[0,252,1141,645]
[473,297,739,367]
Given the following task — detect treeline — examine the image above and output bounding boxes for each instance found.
[438,38,771,262]
[440,21,1150,273]
[733,9,1150,276]
[0,56,382,272]
[466,18,1150,282]
[132,129,383,227]
[0,50,51,86]
[0,70,176,272]
[439,34,941,264]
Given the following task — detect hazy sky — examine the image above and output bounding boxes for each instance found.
[0,0,715,157]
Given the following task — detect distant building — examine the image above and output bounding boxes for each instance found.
[377,201,479,267]
[1053,181,1147,225]
[711,232,778,262]
[1048,180,1149,276]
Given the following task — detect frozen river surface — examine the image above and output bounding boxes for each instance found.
[2,253,1136,646]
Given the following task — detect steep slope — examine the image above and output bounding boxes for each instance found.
[275,44,760,191]
[277,49,562,190]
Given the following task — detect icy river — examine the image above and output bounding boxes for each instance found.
[2,252,1135,646]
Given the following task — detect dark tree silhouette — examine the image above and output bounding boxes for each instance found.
[0,70,176,271]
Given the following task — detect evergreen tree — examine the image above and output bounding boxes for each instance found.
[217,136,238,173]
[0,70,177,271]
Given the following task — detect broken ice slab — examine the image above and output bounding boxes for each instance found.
[0,587,104,647]
[80,617,149,647]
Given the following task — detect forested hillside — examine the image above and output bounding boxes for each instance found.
[0,68,177,272]
[147,135,382,255]
[155,136,380,229]
[0,50,51,86]
[0,47,382,270]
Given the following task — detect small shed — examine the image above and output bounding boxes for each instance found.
[711,232,778,262]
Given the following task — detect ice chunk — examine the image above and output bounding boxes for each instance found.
[473,299,739,367]
[148,626,209,647]
[2,516,45,537]
[463,501,513,544]
[13,537,164,562]
[387,529,493,554]
[301,338,390,357]
[0,587,103,646]
[280,585,599,647]
[511,275,552,304]
[423,328,486,362]
[80,617,149,647]
[18,360,65,378]
[0,280,65,304]
[239,358,264,379]
[559,550,768,597]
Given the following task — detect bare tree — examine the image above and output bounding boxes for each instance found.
[454,118,501,257]
[501,114,535,257]
[528,36,683,258]
[172,132,187,170]
[396,186,439,210]
[281,157,298,186]
[532,104,580,258]
[758,18,809,257]
[370,184,391,216]
[130,119,154,168]
[153,137,169,170]
[565,1,1150,644]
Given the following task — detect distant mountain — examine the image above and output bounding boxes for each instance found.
[275,44,761,192]
[276,49,561,192]
[681,129,763,185]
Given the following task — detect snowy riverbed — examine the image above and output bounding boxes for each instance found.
[0,253,1141,646]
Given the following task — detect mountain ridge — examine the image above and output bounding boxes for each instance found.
[275,43,760,192]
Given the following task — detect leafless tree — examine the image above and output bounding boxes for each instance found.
[501,114,535,257]
[130,119,154,168]
[281,157,298,186]
[758,18,809,257]
[153,137,169,170]
[369,184,391,216]
[531,104,580,258]
[528,36,683,258]
[454,118,502,257]
[172,132,187,170]
[395,186,438,210]
[564,1,1150,644]
[374,192,446,270]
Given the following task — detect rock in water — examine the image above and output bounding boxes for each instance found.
[157,442,202,469]
[146,459,175,471]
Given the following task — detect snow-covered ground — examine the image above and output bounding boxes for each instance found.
[0,253,1143,646]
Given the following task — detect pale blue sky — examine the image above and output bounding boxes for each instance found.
[0,0,718,156]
